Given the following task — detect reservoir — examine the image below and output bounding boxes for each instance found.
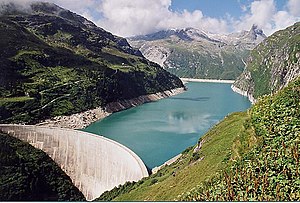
[84,82,251,169]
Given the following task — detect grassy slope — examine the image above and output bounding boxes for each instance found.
[0,132,85,201]
[180,77,300,201]
[97,111,256,201]
[97,77,300,202]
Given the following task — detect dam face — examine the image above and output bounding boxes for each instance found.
[0,124,148,200]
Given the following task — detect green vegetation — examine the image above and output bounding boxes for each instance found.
[167,46,248,80]
[129,28,260,80]
[96,111,256,201]
[0,2,183,124]
[0,132,85,201]
[0,96,34,106]
[233,22,300,99]
[96,77,300,201]
[179,77,300,201]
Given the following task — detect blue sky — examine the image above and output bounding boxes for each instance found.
[171,0,246,18]
[91,0,299,37]
[170,0,287,19]
[6,0,300,37]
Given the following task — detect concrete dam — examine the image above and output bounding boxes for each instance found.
[0,124,148,200]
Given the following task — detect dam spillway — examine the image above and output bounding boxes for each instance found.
[0,124,148,200]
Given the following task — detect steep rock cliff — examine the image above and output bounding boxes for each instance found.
[232,22,300,102]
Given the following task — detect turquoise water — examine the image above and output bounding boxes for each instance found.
[84,82,251,169]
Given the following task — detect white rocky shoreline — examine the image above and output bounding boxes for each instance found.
[37,87,185,129]
[230,84,256,104]
[180,77,235,84]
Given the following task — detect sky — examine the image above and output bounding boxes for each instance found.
[1,0,300,37]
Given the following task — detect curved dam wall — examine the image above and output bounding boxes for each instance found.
[0,124,148,200]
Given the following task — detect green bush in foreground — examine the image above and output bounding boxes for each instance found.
[179,78,300,201]
[95,78,299,201]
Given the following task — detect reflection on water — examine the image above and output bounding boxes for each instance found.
[169,111,190,120]
[165,112,216,134]
[84,82,251,169]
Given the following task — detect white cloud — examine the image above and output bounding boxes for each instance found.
[94,0,229,37]
[273,10,298,32]
[234,0,275,35]
[287,0,300,16]
[233,0,300,35]
[0,0,33,11]
[94,0,300,37]
[0,0,299,37]
[241,4,248,12]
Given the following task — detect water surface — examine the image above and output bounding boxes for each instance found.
[84,82,251,169]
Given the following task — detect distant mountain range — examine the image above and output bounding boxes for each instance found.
[128,25,266,79]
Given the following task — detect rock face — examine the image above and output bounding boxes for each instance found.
[0,2,184,125]
[232,22,300,102]
[0,124,149,201]
[128,26,266,80]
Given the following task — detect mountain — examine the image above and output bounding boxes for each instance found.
[128,25,266,80]
[0,2,184,124]
[232,22,300,102]
[0,132,85,201]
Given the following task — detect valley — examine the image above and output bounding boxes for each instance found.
[0,0,299,201]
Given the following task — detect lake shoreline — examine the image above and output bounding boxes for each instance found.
[83,82,251,169]
[37,87,186,129]
[231,84,256,104]
[180,78,235,84]
[152,153,182,173]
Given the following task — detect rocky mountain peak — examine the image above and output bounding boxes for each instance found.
[232,22,300,101]
[130,27,218,43]
[247,24,266,40]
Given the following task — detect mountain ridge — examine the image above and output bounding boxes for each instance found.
[128,25,266,80]
[0,1,184,124]
[232,21,300,102]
